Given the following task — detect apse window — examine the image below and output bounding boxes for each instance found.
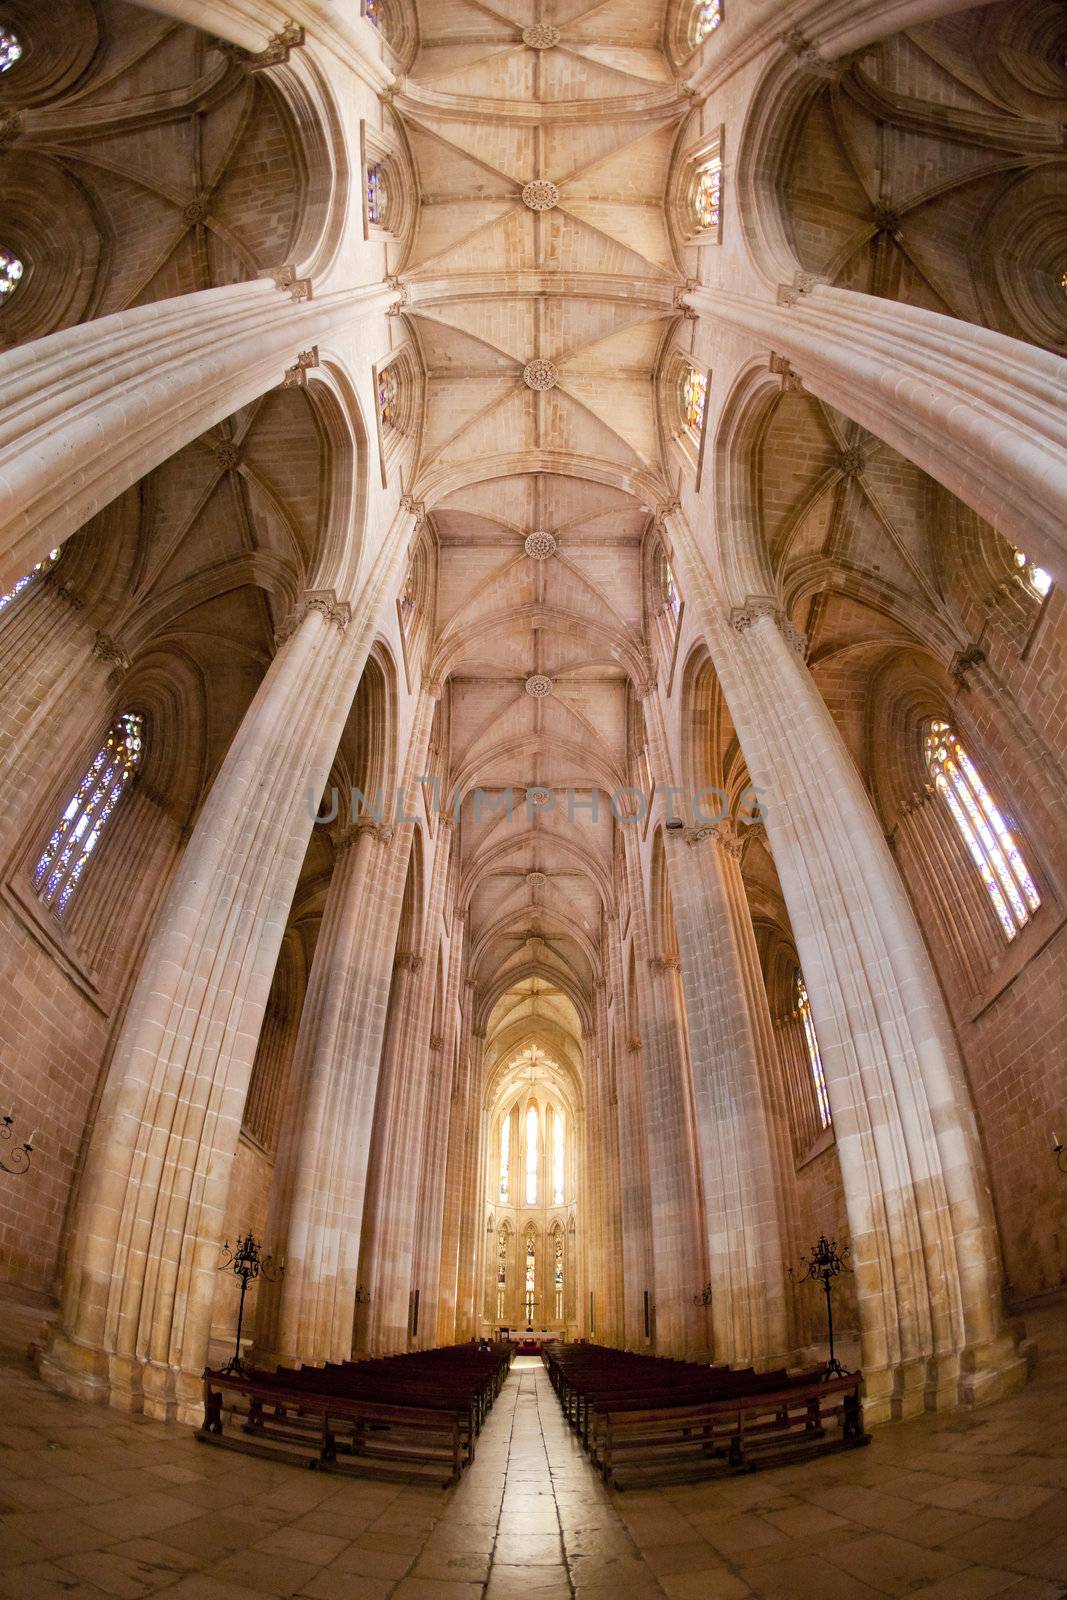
[0,548,60,615]
[682,366,707,436]
[924,719,1040,940]
[1012,548,1052,601]
[34,712,144,915]
[552,1111,565,1205]
[526,1103,539,1205]
[795,971,831,1130]
[367,163,388,227]
[693,0,721,44]
[0,249,23,297]
[0,28,21,71]
[661,550,681,619]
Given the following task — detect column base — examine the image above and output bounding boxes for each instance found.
[860,1330,1031,1424]
[38,1330,207,1427]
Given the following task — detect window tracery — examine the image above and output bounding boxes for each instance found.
[524,1227,536,1323]
[0,547,60,615]
[499,1110,510,1203]
[924,720,1040,941]
[795,971,831,1130]
[34,712,144,915]
[0,28,21,72]
[661,551,681,618]
[553,1231,564,1322]
[0,249,24,298]
[552,1110,565,1205]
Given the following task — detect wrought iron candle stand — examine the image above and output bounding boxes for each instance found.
[217,1232,282,1375]
[0,1113,35,1177]
[792,1234,851,1379]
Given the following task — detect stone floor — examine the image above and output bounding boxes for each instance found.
[0,1293,1065,1600]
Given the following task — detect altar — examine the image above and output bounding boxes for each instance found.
[501,1328,563,1353]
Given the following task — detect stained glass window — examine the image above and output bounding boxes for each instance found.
[795,972,831,1130]
[693,0,721,45]
[497,1229,507,1320]
[379,364,399,432]
[694,159,721,231]
[0,548,60,615]
[1012,548,1052,601]
[661,551,680,617]
[499,1111,510,1203]
[552,1110,565,1205]
[364,0,382,28]
[924,719,1040,941]
[0,29,21,71]
[367,163,388,226]
[34,712,144,914]
[682,366,707,434]
[526,1102,539,1205]
[554,1234,564,1322]
[0,249,23,297]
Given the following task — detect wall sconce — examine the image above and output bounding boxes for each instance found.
[1,1112,35,1177]
[1053,1132,1066,1175]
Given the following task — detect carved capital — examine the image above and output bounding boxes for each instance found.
[331,818,393,852]
[401,494,426,527]
[282,346,319,389]
[775,270,822,310]
[781,29,839,80]
[712,822,745,861]
[268,263,313,302]
[430,1033,445,1052]
[648,955,680,973]
[396,951,424,973]
[626,1034,642,1054]
[385,277,410,316]
[92,632,130,673]
[275,587,350,646]
[729,596,806,657]
[684,824,713,848]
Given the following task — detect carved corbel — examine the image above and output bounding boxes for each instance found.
[268,264,313,302]
[768,351,803,392]
[396,951,424,973]
[282,347,319,389]
[92,632,131,673]
[227,22,305,71]
[401,495,427,527]
[712,822,745,861]
[950,643,985,685]
[775,271,822,309]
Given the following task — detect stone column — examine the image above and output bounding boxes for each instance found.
[605,915,655,1349]
[705,599,1025,1419]
[454,1021,487,1339]
[665,823,796,1366]
[253,820,414,1367]
[40,506,415,1423]
[0,280,396,588]
[688,284,1067,575]
[360,812,454,1354]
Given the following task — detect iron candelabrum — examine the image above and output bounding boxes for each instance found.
[792,1234,851,1379]
[0,1112,35,1177]
[217,1231,283,1374]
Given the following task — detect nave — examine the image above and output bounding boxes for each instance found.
[0,1294,1066,1599]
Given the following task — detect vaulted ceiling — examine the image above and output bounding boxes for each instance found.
[395,0,687,1055]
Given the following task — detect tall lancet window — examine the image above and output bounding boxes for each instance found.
[924,719,1040,940]
[795,971,831,1130]
[526,1102,539,1205]
[0,548,60,615]
[552,1110,565,1205]
[524,1230,536,1324]
[499,1112,510,1203]
[34,712,144,914]
[554,1234,564,1322]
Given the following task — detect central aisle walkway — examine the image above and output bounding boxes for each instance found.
[433,1356,665,1599]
